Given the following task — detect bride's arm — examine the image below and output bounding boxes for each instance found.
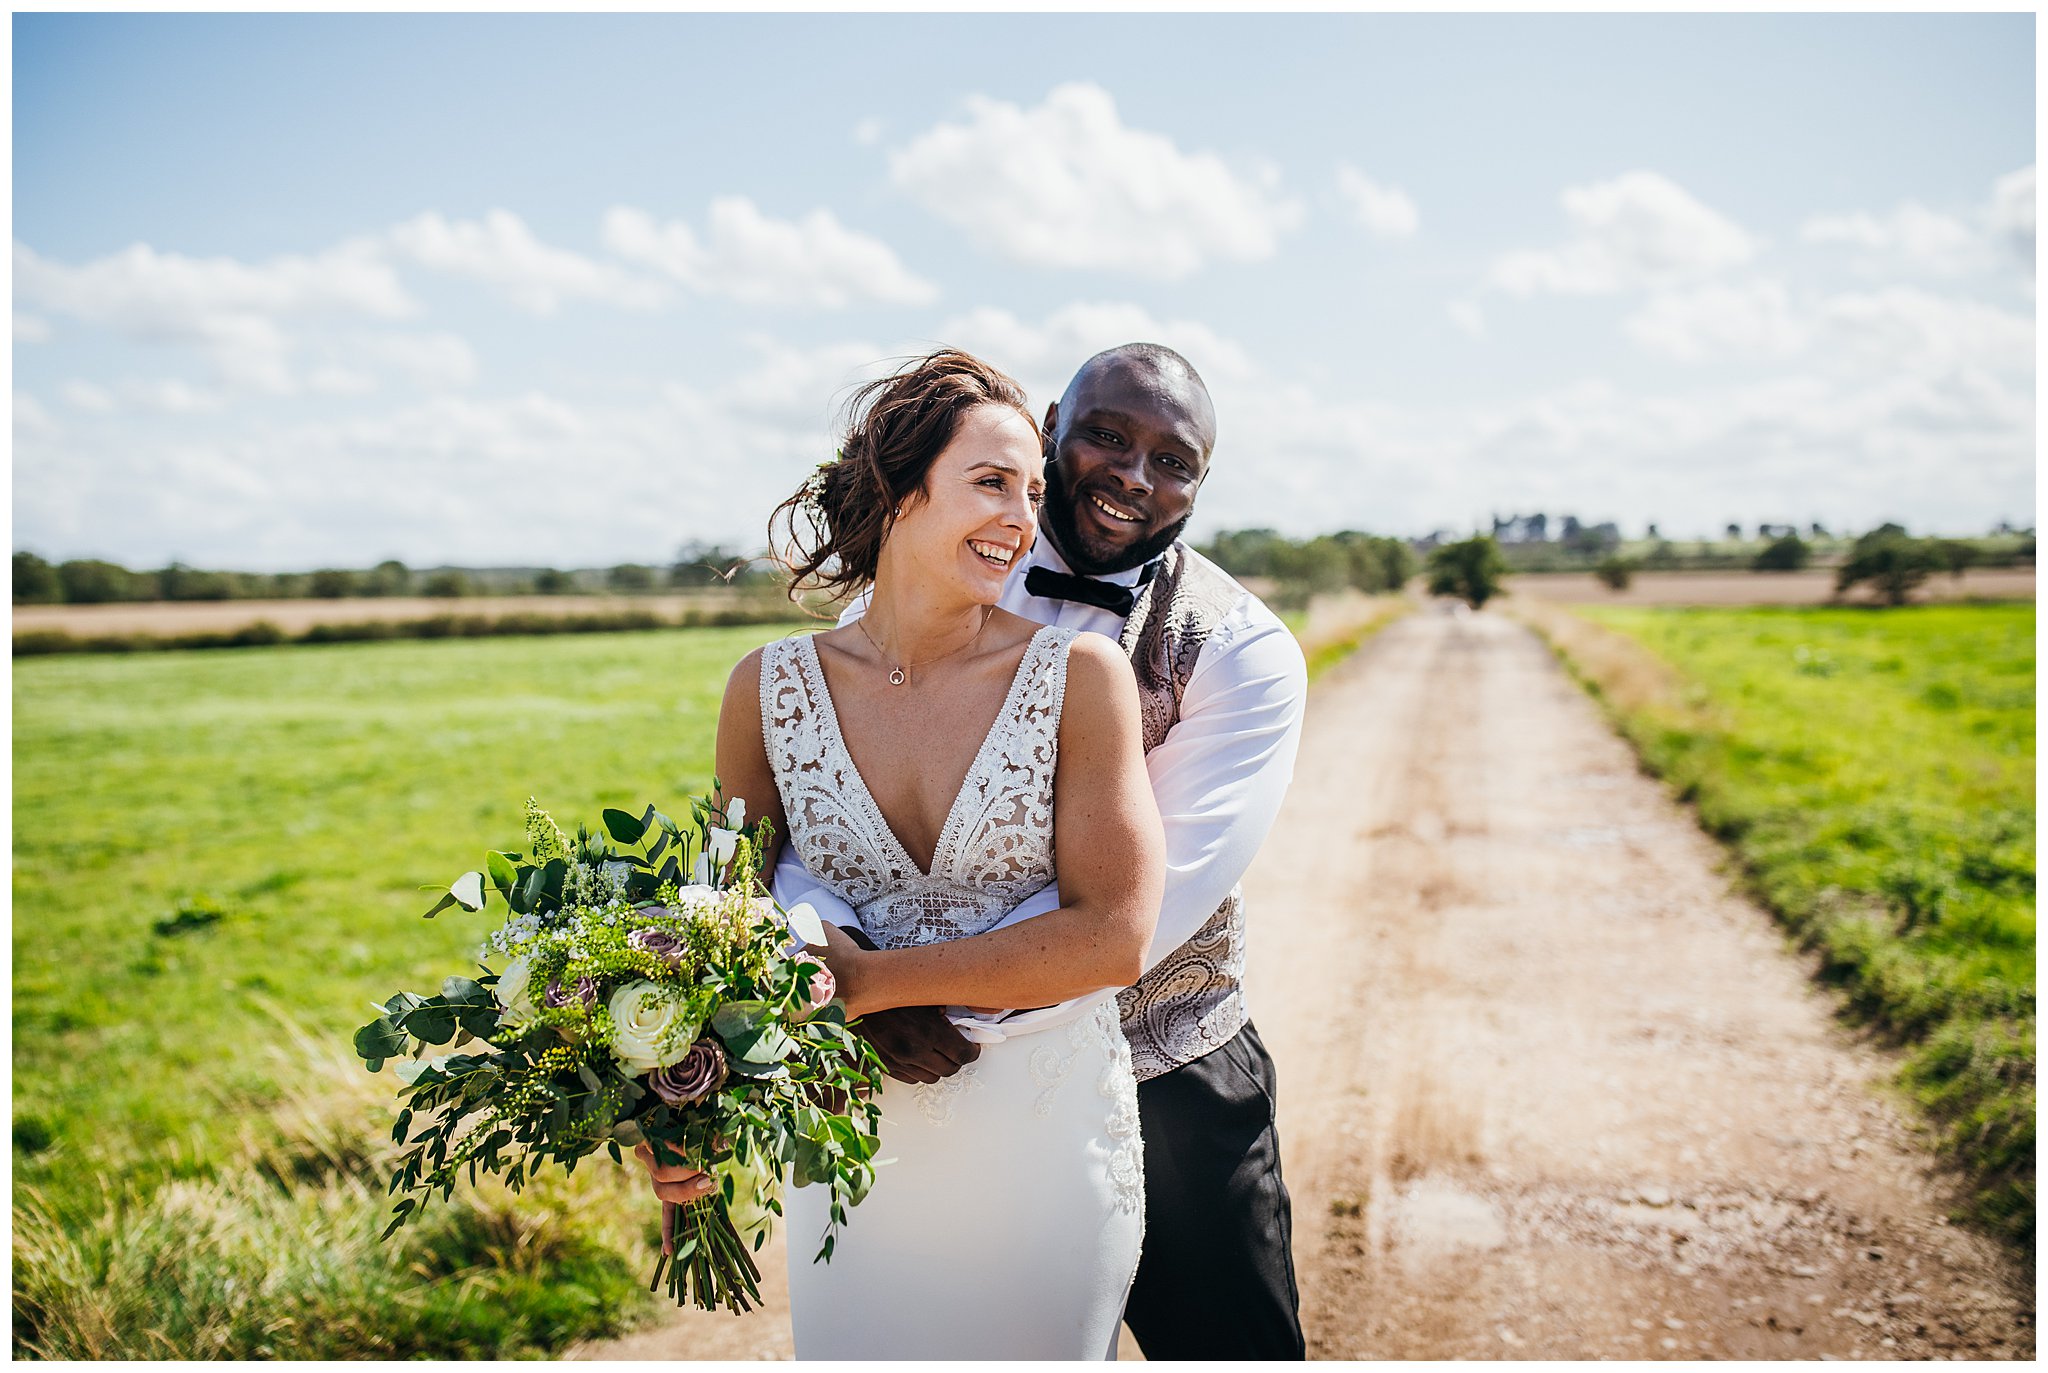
[823,635,1164,1017]
[714,646,787,877]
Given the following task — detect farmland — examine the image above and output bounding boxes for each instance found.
[13,625,795,1356]
[1522,600,2035,1238]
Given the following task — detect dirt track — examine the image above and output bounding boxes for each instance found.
[575,603,2033,1361]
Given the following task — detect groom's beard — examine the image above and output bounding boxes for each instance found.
[1041,459,1191,576]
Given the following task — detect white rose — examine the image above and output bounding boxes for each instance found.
[725,797,746,829]
[608,980,700,1075]
[669,884,719,910]
[494,956,537,1025]
[708,827,739,865]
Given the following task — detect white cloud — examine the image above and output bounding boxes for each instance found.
[1447,300,1487,338]
[1490,171,1759,295]
[14,236,414,394]
[1335,165,1419,238]
[1625,280,1808,361]
[14,391,59,438]
[602,198,938,308]
[123,379,226,414]
[387,209,667,314]
[352,330,480,390]
[934,301,1257,410]
[60,380,116,412]
[889,82,1303,278]
[1801,202,1980,275]
[15,312,50,343]
[1988,164,2034,266]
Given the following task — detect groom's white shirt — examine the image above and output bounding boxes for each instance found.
[771,535,1306,993]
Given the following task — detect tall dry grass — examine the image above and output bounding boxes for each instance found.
[13,1009,659,1359]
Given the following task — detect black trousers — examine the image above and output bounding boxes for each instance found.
[1123,1020,1305,1360]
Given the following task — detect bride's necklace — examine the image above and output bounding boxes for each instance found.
[854,606,993,686]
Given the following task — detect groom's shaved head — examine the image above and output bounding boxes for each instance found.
[1057,344,1216,452]
[1041,341,1217,575]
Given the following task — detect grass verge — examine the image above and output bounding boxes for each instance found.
[1292,592,1415,681]
[1514,598,2034,1243]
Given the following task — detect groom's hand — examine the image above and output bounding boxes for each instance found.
[838,925,981,1084]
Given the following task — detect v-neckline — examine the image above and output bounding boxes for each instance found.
[799,625,1052,881]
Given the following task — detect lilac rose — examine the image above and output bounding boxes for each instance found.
[648,1036,728,1108]
[544,974,600,1011]
[627,926,688,966]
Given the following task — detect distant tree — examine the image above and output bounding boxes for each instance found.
[1559,515,1582,544]
[1526,513,1548,542]
[1933,539,1979,580]
[608,563,656,592]
[1569,520,1621,556]
[158,562,232,600]
[1809,522,1830,539]
[57,559,141,604]
[1426,535,1507,609]
[1725,523,1743,541]
[1595,556,1633,591]
[533,568,574,594]
[1836,528,1938,606]
[422,570,470,598]
[1645,523,1660,540]
[1753,533,1811,572]
[364,560,410,597]
[13,551,57,604]
[309,568,357,598]
[669,542,752,588]
[1644,539,1678,569]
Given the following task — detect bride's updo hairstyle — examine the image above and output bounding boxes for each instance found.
[770,348,1036,603]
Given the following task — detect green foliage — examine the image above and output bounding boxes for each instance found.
[57,558,144,604]
[421,569,471,598]
[1196,528,1413,607]
[1594,556,1633,591]
[1836,525,1941,605]
[1425,535,1507,608]
[607,563,656,592]
[309,569,358,599]
[532,568,573,594]
[1563,604,2034,1241]
[14,550,58,603]
[14,624,796,1353]
[1753,533,1812,572]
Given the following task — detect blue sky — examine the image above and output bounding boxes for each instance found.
[13,13,2035,570]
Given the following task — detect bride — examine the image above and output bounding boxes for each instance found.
[641,349,1164,1359]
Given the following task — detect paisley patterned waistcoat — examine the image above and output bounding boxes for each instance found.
[1113,544,1250,1082]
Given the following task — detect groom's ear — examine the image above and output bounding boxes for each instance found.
[1041,401,1060,454]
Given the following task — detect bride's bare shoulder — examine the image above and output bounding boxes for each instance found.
[1059,632,1139,706]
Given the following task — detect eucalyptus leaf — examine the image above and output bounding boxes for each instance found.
[601,808,647,844]
[354,1016,407,1062]
[485,851,518,896]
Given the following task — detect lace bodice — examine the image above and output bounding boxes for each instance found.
[761,624,1078,950]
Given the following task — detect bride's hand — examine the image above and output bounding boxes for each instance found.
[812,922,876,1019]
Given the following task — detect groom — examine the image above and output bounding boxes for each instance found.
[813,344,1309,1359]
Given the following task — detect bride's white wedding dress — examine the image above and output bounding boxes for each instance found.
[761,624,1145,1360]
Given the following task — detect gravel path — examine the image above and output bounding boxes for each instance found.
[1266,604,2031,1360]
[574,602,2033,1361]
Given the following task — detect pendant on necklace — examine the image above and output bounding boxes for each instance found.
[889,668,907,686]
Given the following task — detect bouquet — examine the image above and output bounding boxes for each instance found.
[354,790,884,1313]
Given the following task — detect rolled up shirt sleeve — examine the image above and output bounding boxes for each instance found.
[1138,612,1307,972]
[771,843,868,942]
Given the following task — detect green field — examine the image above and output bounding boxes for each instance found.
[13,626,795,1357]
[1557,603,2034,1240]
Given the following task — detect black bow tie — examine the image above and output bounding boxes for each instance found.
[1024,562,1157,617]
